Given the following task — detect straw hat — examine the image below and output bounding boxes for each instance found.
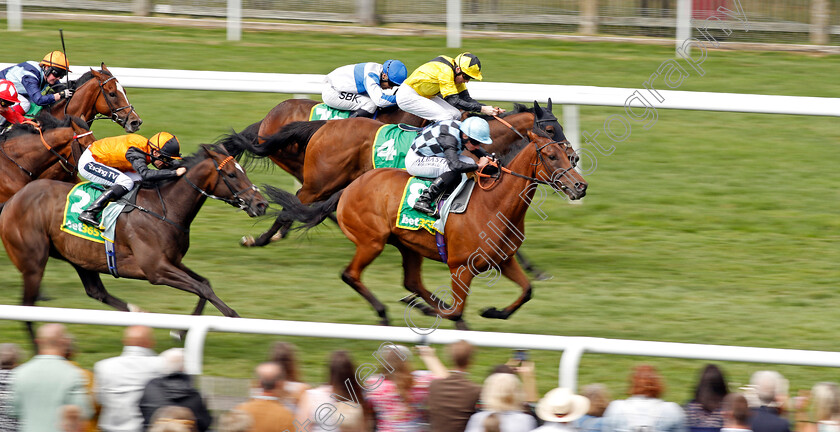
[536,388,591,423]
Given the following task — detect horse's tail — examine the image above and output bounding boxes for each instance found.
[262,184,342,230]
[256,120,327,158]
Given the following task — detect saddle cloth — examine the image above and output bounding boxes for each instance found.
[372,124,418,169]
[308,103,351,121]
[395,174,476,235]
[61,182,130,243]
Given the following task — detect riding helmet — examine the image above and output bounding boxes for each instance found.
[460,117,492,144]
[148,132,182,159]
[382,60,408,86]
[454,52,482,81]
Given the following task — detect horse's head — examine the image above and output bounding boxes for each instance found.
[532,99,566,142]
[197,144,268,217]
[528,130,587,200]
[88,63,143,133]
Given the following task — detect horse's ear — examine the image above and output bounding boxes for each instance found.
[546,98,553,112]
[90,68,103,79]
[527,130,537,141]
[101,62,108,72]
[533,100,541,111]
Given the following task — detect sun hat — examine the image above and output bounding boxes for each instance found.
[536,387,591,423]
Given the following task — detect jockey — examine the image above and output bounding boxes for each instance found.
[0,51,74,123]
[0,79,25,126]
[77,132,187,227]
[405,116,493,216]
[396,52,505,122]
[321,59,408,118]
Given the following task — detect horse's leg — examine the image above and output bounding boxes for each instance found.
[395,245,435,316]
[240,215,291,247]
[72,265,131,311]
[145,261,239,318]
[515,250,552,281]
[480,257,533,320]
[6,232,50,346]
[178,265,210,316]
[341,242,390,326]
[393,245,470,329]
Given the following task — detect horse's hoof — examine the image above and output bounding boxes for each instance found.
[455,320,470,330]
[240,235,255,247]
[379,318,391,326]
[480,307,505,319]
[127,303,147,313]
[36,293,53,302]
[270,231,286,242]
[170,330,186,342]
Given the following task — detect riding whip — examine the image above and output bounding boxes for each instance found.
[59,29,70,89]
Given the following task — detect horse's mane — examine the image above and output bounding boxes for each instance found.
[72,69,111,91]
[179,143,226,170]
[0,113,83,142]
[497,125,551,166]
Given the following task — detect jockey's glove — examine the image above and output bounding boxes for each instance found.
[60,88,73,99]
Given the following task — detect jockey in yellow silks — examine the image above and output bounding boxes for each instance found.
[395,52,505,122]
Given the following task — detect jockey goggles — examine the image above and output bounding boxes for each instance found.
[0,100,13,108]
[45,67,67,79]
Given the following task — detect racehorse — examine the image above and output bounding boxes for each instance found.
[49,63,142,133]
[0,115,95,203]
[0,144,268,341]
[265,130,587,329]
[220,98,424,182]
[233,101,571,248]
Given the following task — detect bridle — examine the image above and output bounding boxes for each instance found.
[477,138,576,191]
[183,150,259,210]
[64,73,136,128]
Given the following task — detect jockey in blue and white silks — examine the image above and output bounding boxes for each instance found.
[405,117,493,216]
[0,51,73,122]
[321,60,408,118]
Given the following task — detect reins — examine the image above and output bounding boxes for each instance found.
[0,121,79,178]
[64,73,135,128]
[476,140,574,191]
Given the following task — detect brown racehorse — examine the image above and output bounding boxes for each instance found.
[232,101,571,248]
[49,63,142,133]
[265,130,587,329]
[0,115,95,203]
[0,144,268,341]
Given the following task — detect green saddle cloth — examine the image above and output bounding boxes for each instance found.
[308,103,351,121]
[62,182,108,243]
[396,177,440,234]
[371,124,418,169]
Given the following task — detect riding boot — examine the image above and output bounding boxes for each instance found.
[79,184,129,227]
[348,109,374,118]
[413,171,459,216]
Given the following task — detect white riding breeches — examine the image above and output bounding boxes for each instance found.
[322,84,377,114]
[396,85,460,122]
[78,150,140,190]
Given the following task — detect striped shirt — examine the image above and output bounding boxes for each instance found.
[409,119,464,157]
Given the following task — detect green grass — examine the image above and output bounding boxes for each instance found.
[0,20,838,402]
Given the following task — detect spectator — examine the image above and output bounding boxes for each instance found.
[148,406,197,432]
[269,342,310,411]
[533,387,590,431]
[94,325,164,432]
[685,364,729,432]
[721,393,752,432]
[12,323,92,432]
[601,364,686,432]
[64,336,100,432]
[748,371,791,432]
[797,382,839,432]
[464,373,537,432]
[573,384,612,432]
[59,405,86,432]
[364,344,440,431]
[425,340,482,432]
[483,412,501,432]
[0,342,21,431]
[296,350,370,432]
[235,362,295,432]
[218,410,253,432]
[139,348,212,431]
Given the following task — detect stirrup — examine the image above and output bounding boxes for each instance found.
[78,212,101,227]
[413,201,437,216]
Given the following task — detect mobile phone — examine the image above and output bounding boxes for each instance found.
[513,349,528,362]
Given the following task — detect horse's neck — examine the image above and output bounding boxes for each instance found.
[11,129,73,175]
[153,161,213,228]
[478,142,539,224]
[485,113,534,154]
[63,81,99,122]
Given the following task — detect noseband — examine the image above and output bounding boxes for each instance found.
[184,153,259,210]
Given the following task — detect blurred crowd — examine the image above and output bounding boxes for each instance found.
[1,323,837,432]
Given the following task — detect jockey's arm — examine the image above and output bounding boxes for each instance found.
[126,147,180,182]
[440,135,478,173]
[468,145,490,159]
[365,78,397,109]
[20,75,56,107]
[443,90,482,112]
